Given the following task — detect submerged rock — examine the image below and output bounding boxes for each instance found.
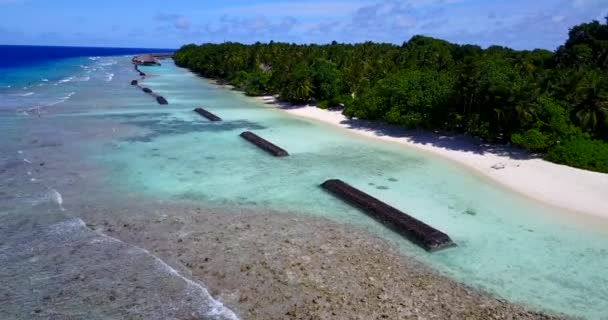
[464,208,477,216]
[83,206,563,320]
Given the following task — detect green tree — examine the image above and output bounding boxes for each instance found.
[345,70,455,128]
[572,70,608,133]
[277,62,314,103]
[311,59,343,102]
[173,16,608,173]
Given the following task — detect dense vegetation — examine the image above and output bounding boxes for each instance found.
[175,18,608,173]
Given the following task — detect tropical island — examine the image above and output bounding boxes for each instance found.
[174,17,608,174]
[3,3,608,320]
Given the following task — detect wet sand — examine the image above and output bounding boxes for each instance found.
[80,202,564,319]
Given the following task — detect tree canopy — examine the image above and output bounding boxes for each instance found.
[174,18,608,173]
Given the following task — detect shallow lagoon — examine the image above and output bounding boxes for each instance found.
[2,56,608,319]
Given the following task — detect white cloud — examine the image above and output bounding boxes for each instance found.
[174,16,190,30]
[149,0,606,49]
[221,1,370,17]
[155,13,190,30]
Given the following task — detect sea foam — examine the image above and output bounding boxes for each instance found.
[100,60,117,67]
[45,92,75,107]
[41,218,241,320]
[56,77,74,85]
[49,188,65,211]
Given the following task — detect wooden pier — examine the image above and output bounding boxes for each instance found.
[240,131,289,157]
[151,53,175,59]
[320,179,454,252]
[129,53,173,105]
[132,54,161,66]
[132,53,174,66]
[194,108,222,121]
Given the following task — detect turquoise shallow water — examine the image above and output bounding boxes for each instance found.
[2,56,608,319]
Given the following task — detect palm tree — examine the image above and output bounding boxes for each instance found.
[573,70,608,132]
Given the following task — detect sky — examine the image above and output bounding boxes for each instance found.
[0,0,607,50]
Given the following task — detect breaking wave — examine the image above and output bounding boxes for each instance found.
[100,60,117,67]
[49,188,65,211]
[0,215,240,320]
[57,76,75,84]
[55,76,89,85]
[45,92,76,107]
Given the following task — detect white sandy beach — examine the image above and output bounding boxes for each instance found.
[256,96,608,221]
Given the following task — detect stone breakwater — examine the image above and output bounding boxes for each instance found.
[130,74,168,105]
[130,54,173,105]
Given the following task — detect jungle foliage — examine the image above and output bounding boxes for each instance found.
[174,18,608,173]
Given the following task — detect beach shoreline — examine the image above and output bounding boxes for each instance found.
[1,57,599,319]
[251,95,608,221]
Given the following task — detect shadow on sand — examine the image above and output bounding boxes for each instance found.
[337,118,539,161]
[262,95,539,162]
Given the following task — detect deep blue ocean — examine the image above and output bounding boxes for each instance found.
[0,45,174,89]
[0,45,174,69]
[0,45,175,109]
